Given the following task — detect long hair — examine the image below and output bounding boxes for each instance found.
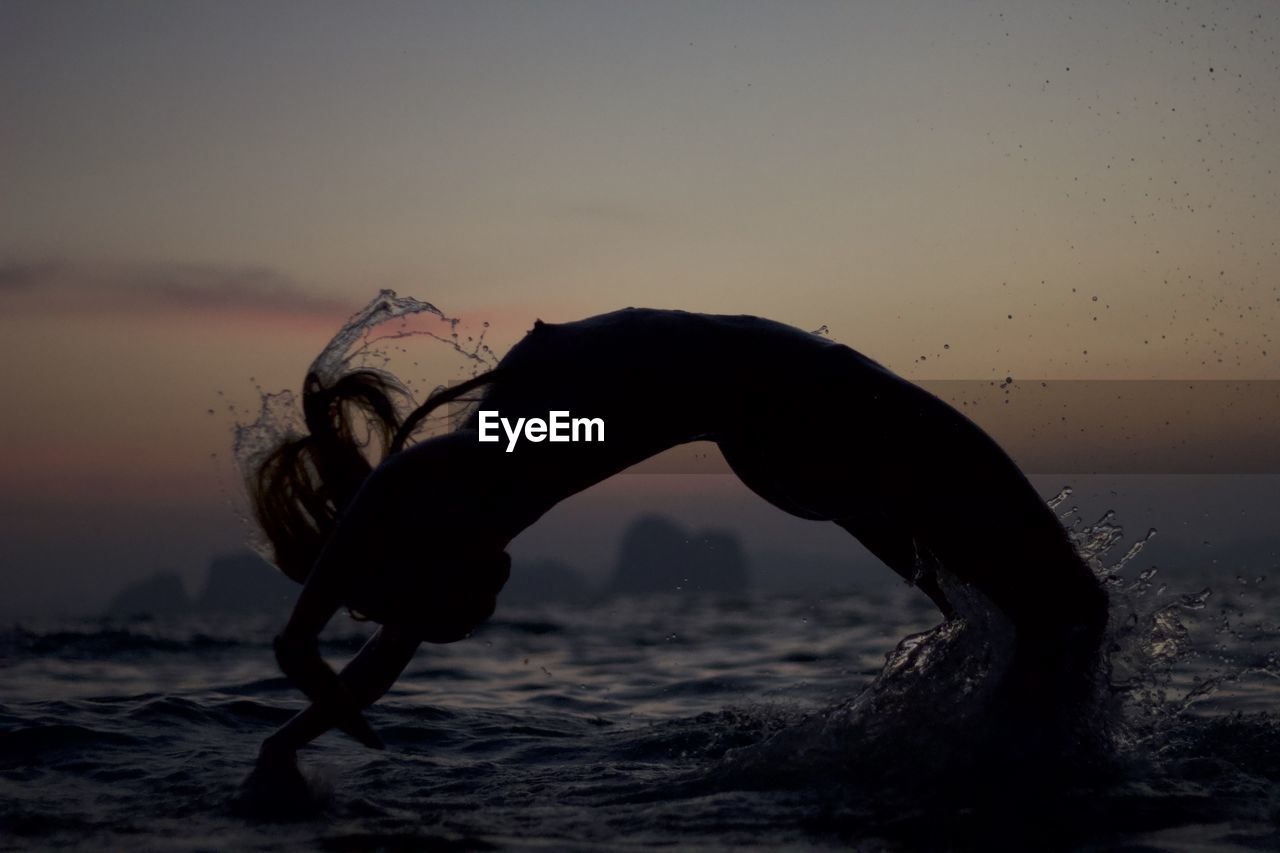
[248,368,503,584]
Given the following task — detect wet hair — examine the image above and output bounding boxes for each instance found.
[248,368,504,584]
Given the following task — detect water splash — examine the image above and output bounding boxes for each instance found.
[708,486,1280,820]
[1050,493,1280,740]
[306,289,498,386]
[307,289,451,383]
[228,290,499,554]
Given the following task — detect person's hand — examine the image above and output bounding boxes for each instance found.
[273,632,385,750]
[234,737,326,819]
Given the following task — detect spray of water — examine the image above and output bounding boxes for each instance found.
[1060,487,1280,757]
[702,484,1280,813]
[228,289,499,556]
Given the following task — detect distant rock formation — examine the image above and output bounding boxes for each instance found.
[197,552,296,614]
[501,559,592,605]
[106,571,191,618]
[105,551,296,619]
[603,514,750,597]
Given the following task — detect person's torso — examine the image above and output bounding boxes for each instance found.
[460,308,889,524]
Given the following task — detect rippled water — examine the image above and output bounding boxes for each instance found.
[3,539,1280,851]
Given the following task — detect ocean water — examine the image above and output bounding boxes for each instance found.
[4,518,1280,852]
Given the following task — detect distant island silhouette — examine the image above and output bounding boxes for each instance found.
[103,514,922,619]
[106,552,297,618]
[105,516,759,618]
[603,514,750,597]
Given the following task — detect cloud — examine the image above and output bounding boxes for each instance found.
[0,261,58,291]
[0,258,355,318]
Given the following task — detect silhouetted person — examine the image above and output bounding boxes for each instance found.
[245,308,1107,780]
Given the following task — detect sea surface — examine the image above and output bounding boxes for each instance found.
[3,510,1280,852]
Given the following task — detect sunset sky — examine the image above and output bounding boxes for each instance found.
[2,1,1278,616]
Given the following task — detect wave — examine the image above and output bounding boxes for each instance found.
[0,627,248,660]
[0,723,142,764]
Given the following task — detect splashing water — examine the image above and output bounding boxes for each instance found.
[305,289,498,385]
[682,486,1280,843]
[1068,496,1280,760]
[228,290,499,555]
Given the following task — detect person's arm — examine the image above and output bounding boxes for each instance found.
[268,534,415,752]
[261,624,421,761]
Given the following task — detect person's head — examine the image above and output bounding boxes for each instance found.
[246,366,503,586]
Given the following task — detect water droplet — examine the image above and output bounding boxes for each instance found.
[1180,588,1212,610]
